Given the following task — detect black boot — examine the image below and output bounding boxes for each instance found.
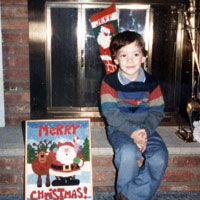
[52,176,80,186]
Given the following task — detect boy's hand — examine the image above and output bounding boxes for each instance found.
[130,129,147,153]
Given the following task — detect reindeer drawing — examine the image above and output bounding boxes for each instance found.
[31,140,52,187]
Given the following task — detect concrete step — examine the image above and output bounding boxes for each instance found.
[1,125,200,194]
[1,125,200,157]
[92,126,200,156]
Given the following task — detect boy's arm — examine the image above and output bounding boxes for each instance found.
[140,85,165,136]
[100,80,137,136]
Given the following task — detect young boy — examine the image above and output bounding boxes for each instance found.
[100,31,168,200]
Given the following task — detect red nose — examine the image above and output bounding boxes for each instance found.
[64,149,69,153]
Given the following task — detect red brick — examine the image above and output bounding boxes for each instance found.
[196,172,200,182]
[1,0,27,5]
[3,44,29,55]
[5,92,30,103]
[93,170,109,182]
[163,170,195,182]
[0,188,23,195]
[0,158,24,170]
[2,7,28,18]
[93,156,114,168]
[2,32,28,43]
[0,173,18,185]
[112,170,116,182]
[173,156,200,168]
[2,19,28,30]
[4,69,30,81]
[5,103,30,114]
[21,172,24,184]
[3,55,29,67]
[157,185,169,192]
[167,157,172,167]
[4,81,30,91]
[94,186,114,192]
[5,113,30,124]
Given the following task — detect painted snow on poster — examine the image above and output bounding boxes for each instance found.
[25,119,93,200]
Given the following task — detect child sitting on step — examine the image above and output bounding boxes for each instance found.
[100,31,168,200]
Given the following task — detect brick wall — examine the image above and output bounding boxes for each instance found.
[93,155,200,192]
[1,155,200,195]
[0,157,24,195]
[1,0,30,125]
[162,155,200,191]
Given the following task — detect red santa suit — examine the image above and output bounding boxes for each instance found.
[49,140,84,178]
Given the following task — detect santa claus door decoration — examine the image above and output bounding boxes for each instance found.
[90,0,119,74]
[25,119,93,200]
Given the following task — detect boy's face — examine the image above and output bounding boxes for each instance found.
[114,41,146,81]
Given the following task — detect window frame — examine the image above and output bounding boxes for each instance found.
[45,2,152,117]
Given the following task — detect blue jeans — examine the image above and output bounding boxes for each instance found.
[107,128,168,200]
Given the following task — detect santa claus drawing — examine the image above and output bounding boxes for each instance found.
[48,137,84,186]
[97,23,116,56]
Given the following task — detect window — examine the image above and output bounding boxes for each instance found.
[46,2,151,115]
[29,0,187,121]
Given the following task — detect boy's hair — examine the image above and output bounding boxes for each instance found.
[110,31,147,60]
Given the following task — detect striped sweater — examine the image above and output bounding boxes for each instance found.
[100,69,165,137]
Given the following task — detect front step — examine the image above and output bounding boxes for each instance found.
[0,125,200,195]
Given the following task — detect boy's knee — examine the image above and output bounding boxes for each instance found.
[150,148,168,169]
[119,143,141,160]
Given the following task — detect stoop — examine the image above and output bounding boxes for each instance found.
[92,126,200,192]
[0,125,200,195]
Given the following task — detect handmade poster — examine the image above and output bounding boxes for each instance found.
[25,119,93,200]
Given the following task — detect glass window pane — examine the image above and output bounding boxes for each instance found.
[49,5,149,109]
[84,8,106,107]
[119,9,147,36]
[51,7,79,107]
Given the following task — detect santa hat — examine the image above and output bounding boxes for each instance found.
[103,24,116,36]
[58,141,74,148]
[57,137,80,148]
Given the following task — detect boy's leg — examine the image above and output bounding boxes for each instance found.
[120,131,168,200]
[108,130,142,196]
[142,132,168,196]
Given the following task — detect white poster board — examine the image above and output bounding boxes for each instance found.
[25,119,93,200]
